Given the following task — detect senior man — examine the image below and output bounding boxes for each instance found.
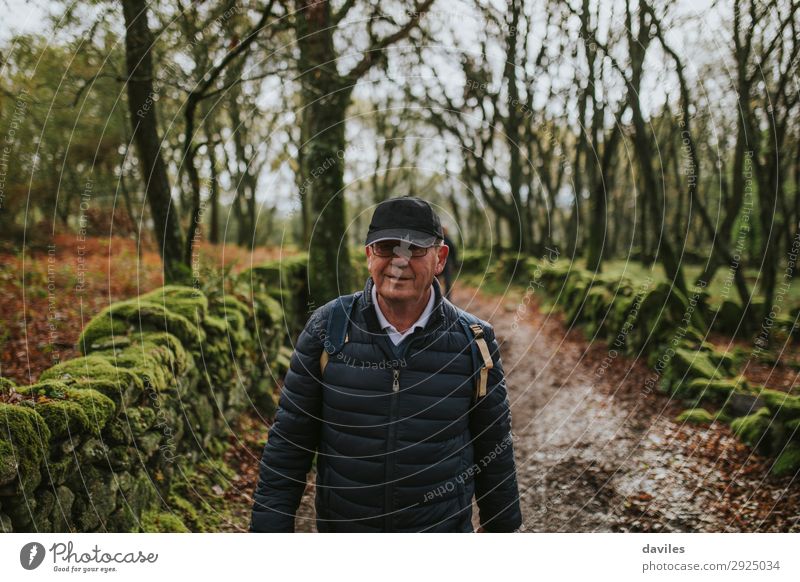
[250,196,522,533]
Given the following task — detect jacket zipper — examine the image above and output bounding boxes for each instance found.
[385,366,400,530]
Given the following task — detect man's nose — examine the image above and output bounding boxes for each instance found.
[389,255,410,269]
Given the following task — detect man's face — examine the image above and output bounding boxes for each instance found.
[366,239,449,303]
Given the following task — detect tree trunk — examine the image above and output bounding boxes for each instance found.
[296,0,352,305]
[208,143,220,245]
[121,0,186,283]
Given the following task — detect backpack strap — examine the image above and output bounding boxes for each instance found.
[457,310,494,402]
[320,292,361,376]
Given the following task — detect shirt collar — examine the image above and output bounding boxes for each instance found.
[371,283,436,335]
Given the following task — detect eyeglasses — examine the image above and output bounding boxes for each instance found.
[371,241,434,258]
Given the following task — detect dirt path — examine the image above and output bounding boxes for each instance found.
[234,285,800,532]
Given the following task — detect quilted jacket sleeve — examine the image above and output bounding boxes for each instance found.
[469,323,523,532]
[250,306,327,532]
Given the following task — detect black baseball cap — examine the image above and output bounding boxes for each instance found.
[365,196,444,247]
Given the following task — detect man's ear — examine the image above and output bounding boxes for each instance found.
[435,244,450,275]
[366,245,375,273]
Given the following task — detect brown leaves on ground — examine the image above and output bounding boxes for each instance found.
[0,234,297,385]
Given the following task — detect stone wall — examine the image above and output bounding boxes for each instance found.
[0,262,295,532]
[463,253,800,477]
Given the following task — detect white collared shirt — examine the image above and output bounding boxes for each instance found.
[372,283,435,346]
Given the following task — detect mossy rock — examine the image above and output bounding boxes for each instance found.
[0,403,51,492]
[712,300,743,335]
[772,443,800,477]
[91,335,192,396]
[579,285,614,330]
[139,286,208,323]
[731,407,773,451]
[16,381,115,439]
[45,456,75,487]
[69,464,118,530]
[0,377,16,395]
[78,298,204,355]
[49,485,75,531]
[679,376,748,406]
[0,440,17,485]
[703,345,736,373]
[118,406,156,437]
[40,355,145,409]
[669,348,722,382]
[252,291,285,330]
[209,295,251,334]
[141,509,190,532]
[676,408,716,425]
[756,388,800,422]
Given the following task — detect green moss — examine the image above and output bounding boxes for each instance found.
[676,408,716,425]
[712,300,743,334]
[698,345,736,374]
[731,407,773,449]
[166,458,238,532]
[210,296,250,333]
[0,440,16,485]
[0,403,51,492]
[771,443,800,477]
[757,388,800,421]
[78,298,204,355]
[0,377,16,395]
[40,355,145,409]
[671,348,722,382]
[140,509,190,532]
[119,407,156,437]
[17,381,115,438]
[92,333,193,395]
[139,286,208,322]
[679,376,748,405]
[202,314,228,336]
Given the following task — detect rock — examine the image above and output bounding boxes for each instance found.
[731,408,773,451]
[676,408,715,425]
[772,443,800,477]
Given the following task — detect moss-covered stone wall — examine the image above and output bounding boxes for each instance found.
[463,253,800,477]
[0,259,301,532]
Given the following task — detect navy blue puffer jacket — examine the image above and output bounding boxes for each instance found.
[250,277,522,532]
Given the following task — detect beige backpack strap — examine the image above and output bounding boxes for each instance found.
[468,323,493,399]
[320,333,348,376]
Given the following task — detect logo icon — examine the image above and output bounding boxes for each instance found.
[20,542,46,570]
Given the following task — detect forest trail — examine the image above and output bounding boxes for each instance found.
[233,284,799,533]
